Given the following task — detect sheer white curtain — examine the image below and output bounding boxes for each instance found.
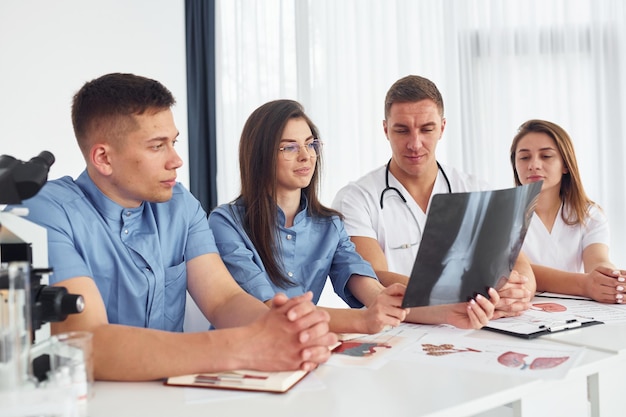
[215,0,626,264]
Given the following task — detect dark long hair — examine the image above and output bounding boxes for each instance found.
[238,99,341,288]
[510,119,596,225]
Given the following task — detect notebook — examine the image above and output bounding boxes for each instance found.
[401,182,542,308]
[164,369,308,393]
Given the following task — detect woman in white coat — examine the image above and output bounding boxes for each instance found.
[510,119,624,303]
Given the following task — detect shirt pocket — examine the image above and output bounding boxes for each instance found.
[164,261,187,330]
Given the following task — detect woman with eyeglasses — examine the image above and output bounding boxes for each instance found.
[208,99,498,333]
[510,119,625,303]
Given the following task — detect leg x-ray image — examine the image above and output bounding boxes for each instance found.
[402,182,541,308]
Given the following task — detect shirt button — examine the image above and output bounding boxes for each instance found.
[287,272,294,277]
[286,234,292,240]
[124,229,129,235]
[125,211,131,217]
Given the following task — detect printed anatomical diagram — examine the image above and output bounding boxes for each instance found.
[334,342,391,357]
[498,351,569,370]
[421,343,481,356]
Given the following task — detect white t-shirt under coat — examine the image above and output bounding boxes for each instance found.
[522,204,610,273]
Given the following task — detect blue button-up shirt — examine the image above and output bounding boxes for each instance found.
[208,197,377,308]
[21,170,218,332]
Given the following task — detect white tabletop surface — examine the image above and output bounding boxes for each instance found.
[545,322,626,354]
[89,361,542,417]
[88,325,621,417]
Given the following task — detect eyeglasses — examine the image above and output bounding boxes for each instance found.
[278,139,322,161]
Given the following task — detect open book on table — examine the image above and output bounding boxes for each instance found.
[164,369,308,393]
[402,182,542,308]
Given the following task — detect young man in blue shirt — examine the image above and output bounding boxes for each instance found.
[22,73,336,381]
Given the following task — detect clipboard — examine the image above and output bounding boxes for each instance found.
[483,316,604,339]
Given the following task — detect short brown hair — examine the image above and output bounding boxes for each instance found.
[384,75,444,119]
[71,73,175,155]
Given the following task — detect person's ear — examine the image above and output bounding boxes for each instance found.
[90,143,113,176]
[439,117,446,140]
[383,119,389,140]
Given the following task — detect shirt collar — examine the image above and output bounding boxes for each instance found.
[276,193,309,226]
[76,170,144,220]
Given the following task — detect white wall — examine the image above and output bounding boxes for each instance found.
[0,0,218,331]
[0,0,189,187]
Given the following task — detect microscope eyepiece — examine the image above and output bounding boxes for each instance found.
[0,151,55,204]
[30,151,55,170]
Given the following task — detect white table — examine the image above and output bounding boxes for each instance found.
[89,362,541,417]
[545,322,626,416]
[468,325,621,417]
[88,326,620,417]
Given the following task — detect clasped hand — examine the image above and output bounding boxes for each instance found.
[493,270,532,318]
[584,267,626,304]
[250,292,337,372]
[363,283,409,334]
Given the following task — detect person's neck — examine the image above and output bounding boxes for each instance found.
[276,189,302,228]
[87,166,142,208]
[534,188,562,232]
[389,160,439,212]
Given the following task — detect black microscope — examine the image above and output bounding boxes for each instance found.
[0,151,84,384]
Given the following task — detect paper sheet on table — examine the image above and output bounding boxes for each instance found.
[393,333,585,379]
[327,323,474,369]
[532,296,626,324]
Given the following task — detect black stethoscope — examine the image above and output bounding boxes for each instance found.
[379,159,452,209]
[379,159,452,249]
